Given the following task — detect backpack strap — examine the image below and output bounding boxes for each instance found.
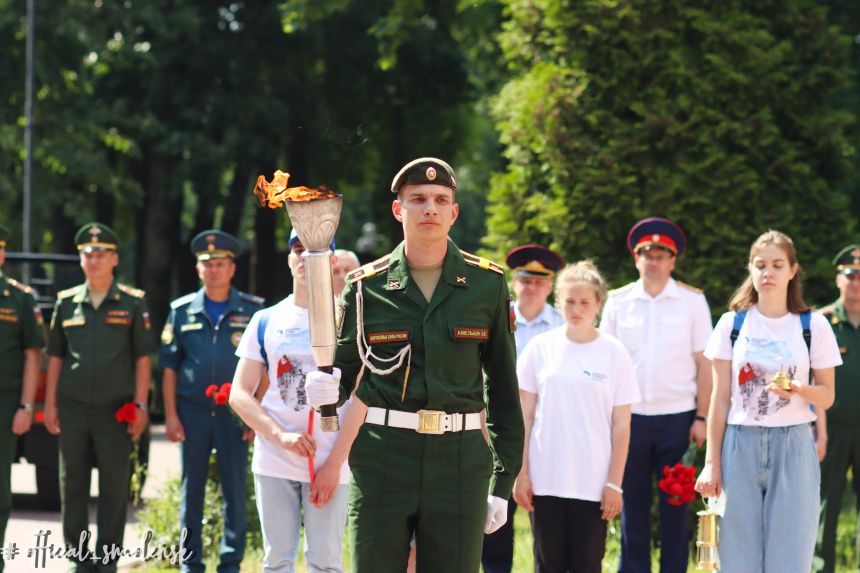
[800,311,812,353]
[730,310,747,348]
[256,307,273,373]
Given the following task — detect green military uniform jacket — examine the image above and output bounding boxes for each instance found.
[334,240,524,498]
[47,280,151,407]
[820,299,860,427]
[0,274,45,392]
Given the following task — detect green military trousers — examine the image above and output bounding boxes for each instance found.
[347,423,493,573]
[816,421,860,573]
[58,402,132,573]
[0,391,19,573]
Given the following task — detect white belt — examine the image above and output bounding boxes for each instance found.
[365,407,483,435]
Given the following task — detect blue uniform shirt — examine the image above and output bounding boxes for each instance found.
[160,286,264,408]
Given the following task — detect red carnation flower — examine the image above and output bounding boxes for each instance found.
[220,382,232,396]
[34,411,45,424]
[205,384,219,398]
[115,403,138,423]
[214,391,229,405]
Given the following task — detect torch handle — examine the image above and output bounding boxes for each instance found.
[318,365,340,432]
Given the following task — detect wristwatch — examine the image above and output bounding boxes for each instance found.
[695,415,707,423]
[18,403,33,413]
[135,401,148,412]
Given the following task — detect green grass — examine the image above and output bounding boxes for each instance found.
[138,483,860,572]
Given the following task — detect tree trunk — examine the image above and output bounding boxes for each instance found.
[137,151,180,339]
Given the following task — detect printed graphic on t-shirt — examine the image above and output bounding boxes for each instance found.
[270,327,313,411]
[739,337,793,421]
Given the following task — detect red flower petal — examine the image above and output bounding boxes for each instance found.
[667,497,683,506]
[206,384,219,398]
[221,382,232,395]
[214,391,228,405]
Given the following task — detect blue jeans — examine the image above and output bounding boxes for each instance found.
[720,424,820,573]
[254,474,348,573]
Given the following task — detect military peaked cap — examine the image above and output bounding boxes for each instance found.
[390,157,457,194]
[506,245,564,278]
[75,222,119,252]
[833,244,860,275]
[191,230,241,261]
[627,217,686,258]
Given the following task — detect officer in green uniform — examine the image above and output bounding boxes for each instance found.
[306,158,524,572]
[160,230,264,573]
[815,244,860,573]
[0,225,45,573]
[44,223,151,573]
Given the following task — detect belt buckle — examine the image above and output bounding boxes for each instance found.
[416,410,445,434]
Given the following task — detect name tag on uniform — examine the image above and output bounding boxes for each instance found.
[105,317,132,326]
[181,323,203,332]
[229,322,248,329]
[368,330,409,344]
[452,328,489,340]
[0,309,18,323]
[63,318,85,327]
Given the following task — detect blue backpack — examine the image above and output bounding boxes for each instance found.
[256,307,275,372]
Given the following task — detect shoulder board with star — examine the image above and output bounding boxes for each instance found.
[239,291,265,306]
[57,285,83,299]
[460,250,505,275]
[170,293,196,310]
[609,283,635,297]
[6,277,34,295]
[117,283,146,298]
[347,255,391,285]
[677,281,703,294]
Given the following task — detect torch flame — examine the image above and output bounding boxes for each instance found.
[254,170,338,208]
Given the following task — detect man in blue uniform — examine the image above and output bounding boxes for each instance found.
[160,230,264,573]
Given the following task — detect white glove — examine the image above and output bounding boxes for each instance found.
[484,495,508,534]
[305,368,341,409]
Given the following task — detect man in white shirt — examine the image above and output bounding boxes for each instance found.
[600,218,712,573]
[481,244,564,573]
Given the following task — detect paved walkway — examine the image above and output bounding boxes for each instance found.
[5,424,181,573]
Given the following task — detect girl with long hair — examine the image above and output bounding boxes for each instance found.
[695,230,841,571]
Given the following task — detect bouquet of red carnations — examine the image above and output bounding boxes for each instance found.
[658,441,698,506]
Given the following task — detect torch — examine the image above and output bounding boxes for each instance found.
[254,170,342,431]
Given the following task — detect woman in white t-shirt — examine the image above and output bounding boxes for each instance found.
[513,261,640,572]
[695,230,841,572]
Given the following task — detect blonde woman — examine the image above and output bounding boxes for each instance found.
[514,261,640,572]
[695,230,841,572]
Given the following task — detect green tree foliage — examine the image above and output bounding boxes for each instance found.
[487,0,856,310]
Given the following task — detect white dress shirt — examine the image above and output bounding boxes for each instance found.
[600,277,713,415]
[514,302,565,358]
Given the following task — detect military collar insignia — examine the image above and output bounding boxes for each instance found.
[456,276,466,283]
[389,280,401,289]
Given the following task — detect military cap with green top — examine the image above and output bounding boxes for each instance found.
[0,224,9,249]
[75,222,119,252]
[390,157,457,193]
[833,244,860,275]
[191,229,242,261]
